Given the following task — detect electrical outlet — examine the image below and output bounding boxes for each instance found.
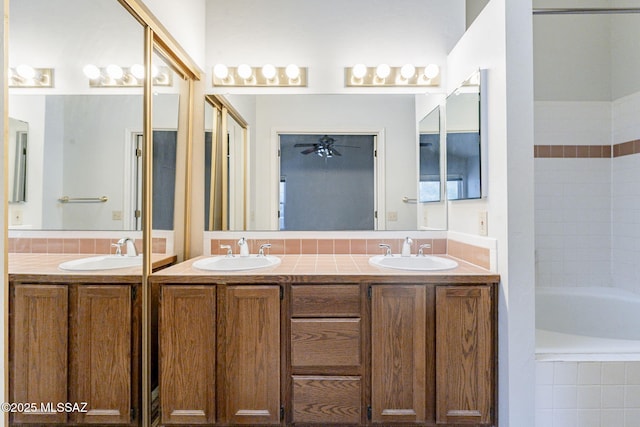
[478,211,488,236]
[12,209,23,226]
[387,211,398,222]
[112,210,123,221]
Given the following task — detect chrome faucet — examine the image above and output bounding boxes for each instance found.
[112,237,138,257]
[258,243,272,257]
[378,243,392,256]
[418,243,432,256]
[401,237,413,257]
[238,237,249,257]
[220,244,233,257]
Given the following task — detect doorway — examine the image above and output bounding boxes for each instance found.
[278,134,376,230]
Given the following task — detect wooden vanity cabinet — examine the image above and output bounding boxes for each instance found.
[435,285,495,425]
[159,284,281,426]
[10,282,140,426]
[370,284,434,424]
[289,284,365,425]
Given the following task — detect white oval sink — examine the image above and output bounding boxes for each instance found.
[59,255,142,271]
[193,255,281,271]
[369,254,458,271]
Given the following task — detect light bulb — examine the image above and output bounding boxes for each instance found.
[424,64,440,79]
[83,64,101,80]
[214,64,229,79]
[151,65,160,78]
[237,64,252,79]
[106,64,123,79]
[16,64,36,80]
[376,63,391,79]
[400,63,416,79]
[352,63,367,79]
[261,64,277,80]
[285,64,300,79]
[130,64,145,79]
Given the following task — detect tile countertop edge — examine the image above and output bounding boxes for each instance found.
[8,253,177,279]
[148,254,500,284]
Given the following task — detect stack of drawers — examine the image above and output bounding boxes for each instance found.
[289,284,364,425]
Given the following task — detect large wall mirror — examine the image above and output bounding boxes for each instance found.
[445,69,486,200]
[7,0,182,232]
[203,93,446,231]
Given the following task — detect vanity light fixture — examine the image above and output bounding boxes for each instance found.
[8,65,54,88]
[212,63,308,87]
[345,63,440,87]
[83,64,173,87]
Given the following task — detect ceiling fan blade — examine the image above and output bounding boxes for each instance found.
[294,143,317,147]
[300,147,317,155]
[334,144,360,149]
[330,148,342,156]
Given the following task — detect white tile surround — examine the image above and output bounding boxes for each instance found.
[535,94,640,293]
[536,361,640,427]
[535,95,640,427]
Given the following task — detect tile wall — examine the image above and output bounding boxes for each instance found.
[611,92,640,294]
[536,361,640,427]
[534,101,613,288]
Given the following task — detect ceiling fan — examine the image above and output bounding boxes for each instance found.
[294,135,359,158]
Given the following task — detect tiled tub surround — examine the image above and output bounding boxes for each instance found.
[534,96,640,291]
[535,361,640,427]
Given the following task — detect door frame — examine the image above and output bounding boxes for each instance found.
[269,128,386,230]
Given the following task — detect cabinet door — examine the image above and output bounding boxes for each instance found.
[436,286,494,424]
[224,285,280,425]
[13,285,68,424]
[75,285,131,424]
[371,285,427,423]
[160,286,216,424]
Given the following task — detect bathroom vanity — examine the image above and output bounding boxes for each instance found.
[7,253,176,426]
[150,254,499,427]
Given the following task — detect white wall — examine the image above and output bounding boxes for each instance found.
[205,0,465,94]
[448,1,536,425]
[141,0,206,70]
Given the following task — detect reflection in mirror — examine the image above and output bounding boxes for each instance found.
[204,95,248,231]
[279,134,375,231]
[204,94,435,231]
[8,0,143,230]
[446,70,482,200]
[419,107,441,203]
[8,118,28,203]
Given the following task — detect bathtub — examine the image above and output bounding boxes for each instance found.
[536,286,640,361]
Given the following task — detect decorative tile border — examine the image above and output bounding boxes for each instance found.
[8,237,167,254]
[613,139,640,158]
[209,238,448,257]
[534,145,611,158]
[534,140,640,159]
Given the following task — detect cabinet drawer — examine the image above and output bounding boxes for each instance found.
[292,376,361,424]
[291,285,360,317]
[291,319,360,367]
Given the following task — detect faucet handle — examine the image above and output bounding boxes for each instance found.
[220,244,233,257]
[378,243,392,256]
[418,243,432,256]
[258,243,272,257]
[111,242,123,256]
